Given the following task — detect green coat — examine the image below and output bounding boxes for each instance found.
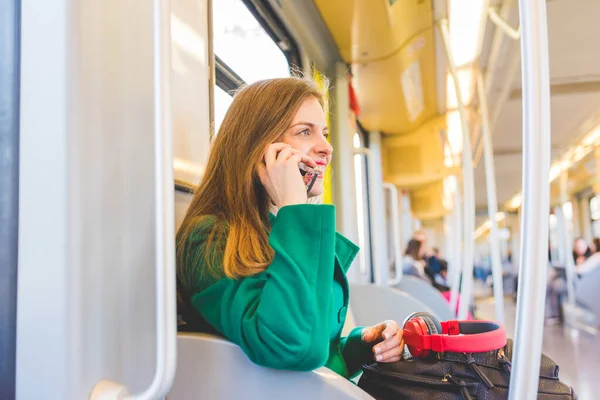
[180,204,375,379]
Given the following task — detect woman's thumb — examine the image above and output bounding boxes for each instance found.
[361,327,374,342]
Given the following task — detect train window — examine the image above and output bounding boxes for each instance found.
[213,0,292,84]
[549,213,560,264]
[563,201,574,231]
[214,86,234,135]
[354,132,371,278]
[590,196,600,236]
[211,0,301,137]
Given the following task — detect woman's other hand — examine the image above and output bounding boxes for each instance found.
[362,320,404,363]
[258,143,316,208]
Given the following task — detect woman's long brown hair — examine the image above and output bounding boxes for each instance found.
[177,76,328,291]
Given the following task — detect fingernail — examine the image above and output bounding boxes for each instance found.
[376,355,383,361]
[383,333,389,340]
[374,346,381,354]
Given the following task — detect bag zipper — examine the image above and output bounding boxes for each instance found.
[362,365,477,392]
[465,353,495,388]
[498,348,512,374]
[443,374,474,400]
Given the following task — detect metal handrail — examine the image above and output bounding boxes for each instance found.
[383,183,403,286]
[476,69,505,324]
[508,0,552,398]
[89,0,178,398]
[439,19,476,321]
[488,6,521,40]
[354,148,377,284]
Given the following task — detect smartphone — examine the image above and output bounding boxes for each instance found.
[299,162,320,195]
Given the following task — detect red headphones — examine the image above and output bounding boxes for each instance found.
[402,312,507,358]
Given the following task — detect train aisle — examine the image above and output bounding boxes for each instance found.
[476,296,600,400]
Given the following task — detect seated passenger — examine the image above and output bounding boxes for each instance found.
[546,237,594,323]
[573,237,592,266]
[402,239,430,282]
[176,76,405,379]
[577,251,600,276]
[426,247,443,278]
[434,259,448,286]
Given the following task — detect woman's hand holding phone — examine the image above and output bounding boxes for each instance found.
[258,143,316,208]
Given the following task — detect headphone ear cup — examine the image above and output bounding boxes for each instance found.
[402,312,442,360]
[420,315,439,334]
[403,311,442,334]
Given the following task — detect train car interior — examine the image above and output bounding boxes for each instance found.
[2,0,600,399]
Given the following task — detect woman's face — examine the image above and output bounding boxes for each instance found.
[574,238,588,256]
[280,97,333,197]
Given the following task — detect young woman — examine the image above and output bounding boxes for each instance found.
[402,239,429,282]
[176,76,404,379]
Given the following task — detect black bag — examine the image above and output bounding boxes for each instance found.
[357,338,577,399]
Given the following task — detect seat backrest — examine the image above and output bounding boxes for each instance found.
[168,333,375,400]
[575,267,600,326]
[349,284,435,327]
[393,276,453,321]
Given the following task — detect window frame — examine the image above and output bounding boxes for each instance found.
[213,0,301,90]
[215,55,245,95]
[353,121,375,282]
[211,0,301,138]
[240,0,302,71]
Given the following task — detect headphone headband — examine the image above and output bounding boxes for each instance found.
[403,316,507,356]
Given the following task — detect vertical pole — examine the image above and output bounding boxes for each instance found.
[354,148,376,284]
[554,205,568,266]
[560,171,577,305]
[509,0,551,398]
[369,132,389,286]
[596,148,600,196]
[511,209,522,276]
[439,20,476,320]
[0,0,21,398]
[449,180,463,317]
[331,63,360,282]
[383,183,403,285]
[476,69,505,323]
[401,193,414,242]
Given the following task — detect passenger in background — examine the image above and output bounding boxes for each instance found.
[411,232,450,288]
[592,237,600,254]
[578,237,600,275]
[412,230,427,248]
[402,239,430,282]
[425,247,444,283]
[576,242,600,275]
[438,259,448,283]
[404,237,465,314]
[176,76,405,380]
[546,237,592,324]
[573,237,592,265]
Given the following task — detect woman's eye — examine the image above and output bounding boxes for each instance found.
[323,132,329,140]
[298,129,310,136]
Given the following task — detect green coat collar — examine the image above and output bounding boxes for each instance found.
[268,211,359,274]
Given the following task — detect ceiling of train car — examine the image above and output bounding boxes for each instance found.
[313,0,437,135]
[313,0,600,220]
[474,0,600,210]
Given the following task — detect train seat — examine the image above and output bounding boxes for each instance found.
[392,276,454,321]
[349,284,436,327]
[168,333,375,400]
[574,266,600,329]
